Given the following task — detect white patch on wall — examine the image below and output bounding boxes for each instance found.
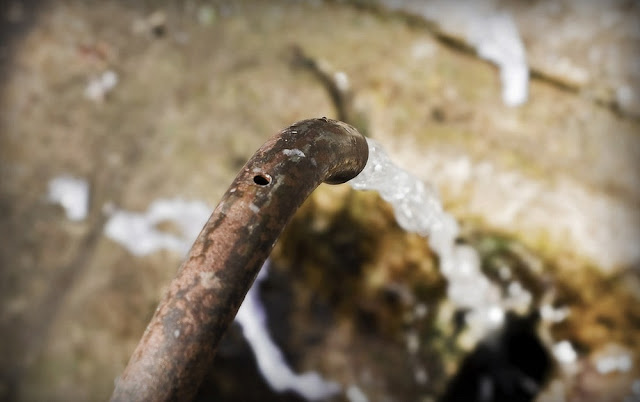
[346,385,369,402]
[594,344,634,374]
[236,261,341,401]
[596,354,633,374]
[553,340,578,365]
[47,175,90,221]
[467,12,529,106]
[85,70,119,102]
[380,0,529,106]
[540,304,569,323]
[104,198,211,256]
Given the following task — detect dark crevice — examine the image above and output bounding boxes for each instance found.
[439,312,553,402]
[0,0,49,96]
[288,44,370,136]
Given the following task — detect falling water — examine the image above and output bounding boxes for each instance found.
[350,138,511,343]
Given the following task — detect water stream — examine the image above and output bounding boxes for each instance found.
[349,138,523,344]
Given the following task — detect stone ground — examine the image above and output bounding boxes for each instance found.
[0,1,638,401]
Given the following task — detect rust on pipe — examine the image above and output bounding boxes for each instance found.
[111,118,368,402]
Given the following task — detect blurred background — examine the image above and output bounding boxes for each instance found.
[0,0,639,401]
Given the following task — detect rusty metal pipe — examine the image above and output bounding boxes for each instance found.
[111,118,368,401]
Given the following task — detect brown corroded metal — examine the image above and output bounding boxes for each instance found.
[110,118,368,402]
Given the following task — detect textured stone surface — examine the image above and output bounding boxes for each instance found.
[0,1,638,401]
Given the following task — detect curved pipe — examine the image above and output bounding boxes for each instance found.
[111,118,368,401]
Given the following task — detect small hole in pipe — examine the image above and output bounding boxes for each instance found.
[253,174,271,186]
